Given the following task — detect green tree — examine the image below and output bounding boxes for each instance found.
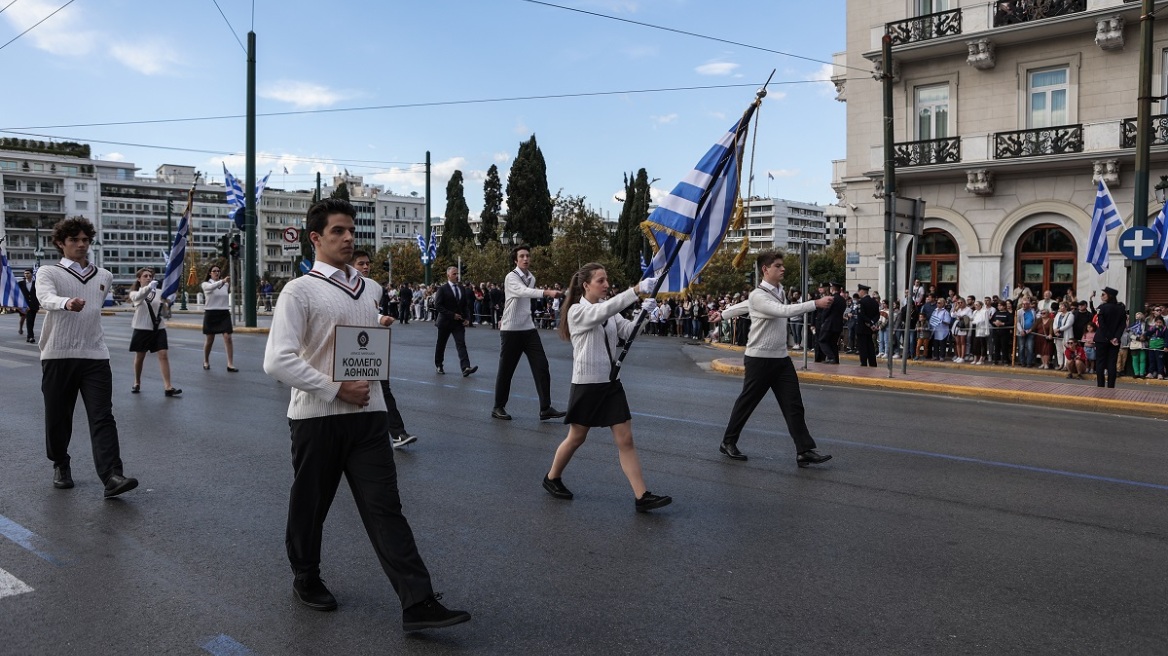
[505,135,554,246]
[385,241,424,285]
[630,169,652,269]
[479,164,502,246]
[538,193,620,289]
[782,252,803,296]
[438,170,474,258]
[330,181,350,201]
[689,245,747,298]
[808,237,846,289]
[452,240,511,285]
[612,172,637,281]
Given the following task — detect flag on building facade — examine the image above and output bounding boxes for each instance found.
[640,102,758,294]
[0,247,28,310]
[1086,179,1124,274]
[161,182,196,302]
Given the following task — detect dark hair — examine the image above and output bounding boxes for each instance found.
[50,216,95,251]
[306,198,356,235]
[131,267,154,291]
[352,249,370,262]
[755,250,782,269]
[511,244,531,264]
[205,262,223,282]
[558,263,606,342]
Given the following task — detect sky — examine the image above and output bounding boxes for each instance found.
[0,0,849,219]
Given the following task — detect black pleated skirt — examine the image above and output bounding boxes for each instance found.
[203,309,233,334]
[129,328,169,353]
[564,380,631,427]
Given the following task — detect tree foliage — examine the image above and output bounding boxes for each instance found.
[330,182,350,201]
[479,164,502,246]
[535,193,622,289]
[688,245,750,298]
[447,240,512,286]
[807,238,846,290]
[439,170,474,258]
[505,135,553,246]
[630,169,652,269]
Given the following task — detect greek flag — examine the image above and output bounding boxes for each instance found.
[428,228,438,262]
[416,234,429,263]
[0,248,28,310]
[1086,179,1123,274]
[641,103,757,294]
[1152,201,1168,262]
[223,164,271,229]
[161,183,196,302]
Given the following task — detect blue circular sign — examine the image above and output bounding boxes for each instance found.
[1118,226,1159,261]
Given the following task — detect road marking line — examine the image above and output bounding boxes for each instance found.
[0,346,39,357]
[0,567,33,599]
[0,358,28,369]
[200,634,254,656]
[0,515,66,566]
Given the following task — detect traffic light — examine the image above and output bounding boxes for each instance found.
[220,233,230,260]
[229,234,240,259]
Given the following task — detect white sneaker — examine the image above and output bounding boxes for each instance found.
[391,433,418,449]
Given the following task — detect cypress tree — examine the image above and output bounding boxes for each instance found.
[438,170,474,258]
[479,164,502,246]
[505,135,554,246]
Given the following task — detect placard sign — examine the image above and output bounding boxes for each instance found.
[332,325,391,381]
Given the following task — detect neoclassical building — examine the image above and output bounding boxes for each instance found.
[832,0,1168,305]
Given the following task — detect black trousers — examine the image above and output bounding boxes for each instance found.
[1095,341,1119,388]
[722,356,817,454]
[494,329,552,410]
[435,322,471,371]
[818,330,841,362]
[287,411,433,609]
[378,380,409,437]
[41,358,123,482]
[857,329,877,366]
[25,309,38,338]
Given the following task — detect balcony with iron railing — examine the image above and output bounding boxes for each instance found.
[1120,114,1168,148]
[887,8,962,46]
[993,0,1087,28]
[993,125,1084,159]
[893,137,962,168]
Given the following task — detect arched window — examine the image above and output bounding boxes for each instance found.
[1015,224,1076,300]
[911,229,959,298]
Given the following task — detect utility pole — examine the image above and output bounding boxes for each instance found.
[424,150,432,285]
[882,33,898,378]
[243,30,258,327]
[1129,0,1155,319]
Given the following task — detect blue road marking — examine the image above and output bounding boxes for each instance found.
[0,514,66,566]
[201,634,254,656]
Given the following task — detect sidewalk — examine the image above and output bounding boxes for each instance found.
[707,344,1168,419]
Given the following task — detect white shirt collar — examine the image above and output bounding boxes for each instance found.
[311,260,359,285]
[59,257,91,272]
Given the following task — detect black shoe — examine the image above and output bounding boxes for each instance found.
[293,575,338,611]
[825,359,839,364]
[542,475,573,500]
[635,491,672,512]
[402,593,471,631]
[491,407,512,420]
[391,433,418,448]
[539,406,566,421]
[27,336,35,343]
[164,388,182,397]
[53,465,74,489]
[796,449,832,468]
[462,366,478,377]
[435,365,445,375]
[103,474,139,498]
[719,442,748,461]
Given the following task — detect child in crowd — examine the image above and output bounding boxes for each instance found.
[1128,312,1146,379]
[1063,338,1087,379]
[1147,316,1167,380]
[914,313,930,361]
[1082,323,1097,374]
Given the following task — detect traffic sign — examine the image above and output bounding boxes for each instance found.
[1118,226,1159,261]
[282,227,299,243]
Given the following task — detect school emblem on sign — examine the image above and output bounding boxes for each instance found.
[357,330,369,350]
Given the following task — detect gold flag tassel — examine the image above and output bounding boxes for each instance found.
[731,96,763,269]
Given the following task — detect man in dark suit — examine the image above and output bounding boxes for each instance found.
[433,266,477,376]
[856,284,880,367]
[817,281,845,363]
[1093,286,1126,389]
[19,269,40,343]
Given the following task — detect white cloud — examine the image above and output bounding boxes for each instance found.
[102,152,126,162]
[367,156,468,192]
[808,63,835,82]
[260,81,349,109]
[651,113,678,126]
[695,61,739,76]
[514,120,530,136]
[494,152,511,163]
[3,0,96,56]
[110,40,182,76]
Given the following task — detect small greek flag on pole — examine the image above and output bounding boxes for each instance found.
[0,247,28,311]
[1152,200,1168,262]
[161,182,196,302]
[1086,179,1123,274]
[428,228,438,262]
[416,234,429,264]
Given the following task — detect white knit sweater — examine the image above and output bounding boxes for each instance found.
[202,279,230,310]
[130,283,167,331]
[568,287,638,383]
[720,282,815,359]
[263,263,388,420]
[500,268,545,331]
[35,261,113,361]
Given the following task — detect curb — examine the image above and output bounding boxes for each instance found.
[709,358,1168,419]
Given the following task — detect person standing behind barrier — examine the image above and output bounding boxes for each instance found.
[717,251,833,467]
[989,301,1011,365]
[36,216,138,498]
[1128,313,1147,379]
[929,301,952,361]
[1093,286,1125,388]
[1014,298,1037,367]
[969,300,991,365]
[541,264,671,512]
[492,245,565,422]
[18,269,40,343]
[855,284,879,367]
[817,281,845,364]
[128,268,180,396]
[201,265,237,372]
[1053,302,1074,370]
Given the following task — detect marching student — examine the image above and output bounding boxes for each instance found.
[128,268,181,396]
[491,244,566,421]
[18,269,40,343]
[201,264,237,372]
[542,262,672,513]
[36,217,138,498]
[264,198,469,631]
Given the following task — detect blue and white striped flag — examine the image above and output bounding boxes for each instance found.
[1152,201,1168,262]
[223,163,244,209]
[416,234,429,263]
[1086,179,1124,274]
[641,103,757,294]
[427,228,438,262]
[1,248,28,310]
[161,183,196,302]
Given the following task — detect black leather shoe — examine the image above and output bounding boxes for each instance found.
[491,407,512,420]
[293,575,338,611]
[402,593,471,631]
[635,491,672,512]
[53,465,74,489]
[542,475,573,500]
[103,474,139,498]
[164,388,182,397]
[539,406,566,421]
[435,365,445,375]
[462,365,478,377]
[719,443,748,461]
[797,449,832,468]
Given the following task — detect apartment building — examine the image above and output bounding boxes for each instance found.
[724,197,830,254]
[833,0,1168,302]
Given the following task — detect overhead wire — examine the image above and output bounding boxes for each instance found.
[210,0,246,54]
[0,1,20,18]
[0,0,76,52]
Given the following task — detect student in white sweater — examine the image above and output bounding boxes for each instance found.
[128,268,180,396]
[36,217,138,498]
[200,265,236,371]
[263,198,470,631]
[541,262,672,513]
[718,250,834,468]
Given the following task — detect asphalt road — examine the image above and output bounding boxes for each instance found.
[0,313,1165,655]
